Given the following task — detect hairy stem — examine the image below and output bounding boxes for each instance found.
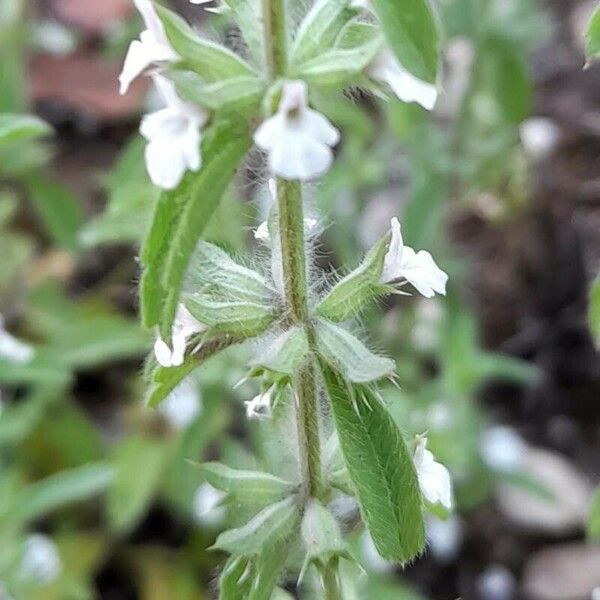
[322,563,342,600]
[277,178,323,499]
[261,0,287,79]
[262,0,323,501]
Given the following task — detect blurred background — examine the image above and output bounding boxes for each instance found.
[0,0,599,598]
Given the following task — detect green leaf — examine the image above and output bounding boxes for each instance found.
[219,542,288,600]
[586,3,600,62]
[316,320,395,383]
[316,233,388,322]
[249,326,309,376]
[301,500,347,563]
[106,437,169,533]
[8,463,113,524]
[169,70,263,115]
[185,296,277,337]
[156,4,256,80]
[295,22,382,88]
[588,486,600,539]
[0,113,52,145]
[146,335,242,408]
[371,0,440,83]
[189,241,274,301]
[197,462,296,504]
[590,274,600,346]
[214,497,300,556]
[25,176,84,252]
[291,0,356,63]
[222,0,264,66]
[320,363,425,562]
[139,118,251,338]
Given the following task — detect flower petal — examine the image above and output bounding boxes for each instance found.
[381,217,404,283]
[369,51,438,111]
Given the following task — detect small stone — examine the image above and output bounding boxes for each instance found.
[522,544,600,600]
[496,447,591,535]
[477,564,516,600]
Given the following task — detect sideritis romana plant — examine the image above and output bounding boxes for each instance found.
[120,0,452,596]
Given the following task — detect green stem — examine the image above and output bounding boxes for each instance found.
[322,562,342,600]
[277,178,323,499]
[263,0,322,502]
[261,0,287,79]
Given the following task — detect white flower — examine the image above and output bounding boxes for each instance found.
[189,0,227,13]
[413,435,453,510]
[254,80,340,180]
[480,426,526,472]
[520,117,561,161]
[426,515,463,563]
[119,0,179,95]
[476,564,516,600]
[20,534,61,584]
[360,532,394,574]
[140,75,208,190]
[350,0,371,10]
[193,482,226,526]
[154,304,205,368]
[158,378,202,429]
[381,218,448,298]
[0,316,34,364]
[254,217,317,242]
[367,50,438,111]
[244,387,274,420]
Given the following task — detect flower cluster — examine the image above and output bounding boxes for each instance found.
[119,0,439,190]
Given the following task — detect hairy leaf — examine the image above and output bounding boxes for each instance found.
[214,497,300,556]
[139,118,251,339]
[292,0,355,63]
[317,233,389,321]
[146,335,242,408]
[156,4,257,80]
[197,462,295,504]
[316,320,395,383]
[249,327,309,376]
[321,363,425,562]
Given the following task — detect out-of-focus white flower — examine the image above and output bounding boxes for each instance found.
[189,0,227,13]
[520,117,561,161]
[193,482,226,526]
[154,304,205,368]
[158,378,202,429]
[119,0,179,95]
[140,75,208,190]
[426,515,463,563]
[592,587,600,600]
[0,583,14,600]
[254,80,340,181]
[360,532,394,574]
[381,218,448,298]
[413,435,453,510]
[20,534,61,584]
[245,387,274,420]
[254,217,317,242]
[350,0,371,9]
[367,51,438,111]
[33,20,77,56]
[476,564,516,600]
[0,316,34,364]
[480,426,526,472]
